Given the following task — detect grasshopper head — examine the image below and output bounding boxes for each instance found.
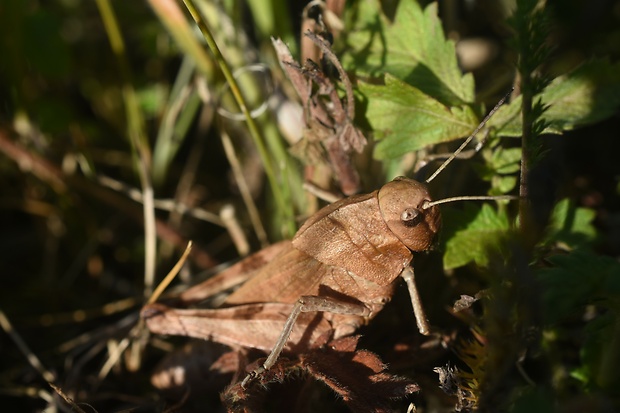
[378,176,441,252]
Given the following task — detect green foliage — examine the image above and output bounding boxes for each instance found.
[509,0,552,92]
[345,0,478,160]
[541,198,597,249]
[476,145,522,195]
[441,204,510,270]
[345,0,475,106]
[490,59,620,137]
[537,251,620,325]
[358,75,479,159]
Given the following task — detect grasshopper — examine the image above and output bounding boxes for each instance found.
[141,92,512,392]
[142,176,439,379]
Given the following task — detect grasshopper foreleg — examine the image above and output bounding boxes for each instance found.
[401,267,431,336]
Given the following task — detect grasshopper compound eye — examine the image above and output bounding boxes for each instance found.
[400,207,421,224]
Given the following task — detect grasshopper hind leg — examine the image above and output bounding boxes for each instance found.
[241,295,371,388]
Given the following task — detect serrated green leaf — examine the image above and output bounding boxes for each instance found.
[490,59,620,137]
[541,198,597,249]
[344,0,474,106]
[359,75,478,159]
[441,203,510,270]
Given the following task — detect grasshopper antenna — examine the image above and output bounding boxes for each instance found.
[425,89,513,184]
[423,194,517,210]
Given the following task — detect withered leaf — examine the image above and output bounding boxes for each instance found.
[301,336,420,413]
[222,336,419,413]
[272,33,366,195]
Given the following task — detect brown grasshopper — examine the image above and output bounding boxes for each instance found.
[142,176,439,373]
[141,92,513,391]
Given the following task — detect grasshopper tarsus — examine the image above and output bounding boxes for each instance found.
[241,367,263,389]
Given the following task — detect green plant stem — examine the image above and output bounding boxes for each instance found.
[182,0,296,238]
[96,0,156,297]
[518,71,534,244]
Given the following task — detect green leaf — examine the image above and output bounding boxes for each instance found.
[490,147,522,174]
[537,251,620,324]
[541,199,597,249]
[476,145,521,177]
[474,145,521,194]
[490,59,620,137]
[344,0,474,106]
[491,175,518,195]
[441,203,511,270]
[359,75,478,159]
